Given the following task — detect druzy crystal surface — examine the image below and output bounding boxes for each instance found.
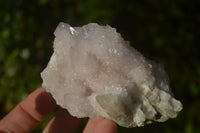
[41,23,182,127]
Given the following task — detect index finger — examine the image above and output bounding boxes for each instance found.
[0,88,56,133]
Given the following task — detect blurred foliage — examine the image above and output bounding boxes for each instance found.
[0,0,200,132]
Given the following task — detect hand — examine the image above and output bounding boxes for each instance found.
[0,88,118,133]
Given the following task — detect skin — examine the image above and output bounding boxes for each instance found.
[0,88,118,133]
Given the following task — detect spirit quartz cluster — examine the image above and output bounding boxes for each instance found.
[41,23,182,127]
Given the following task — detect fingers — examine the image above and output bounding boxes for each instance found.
[94,119,118,133]
[0,88,56,133]
[83,117,104,133]
[83,117,118,133]
[43,107,82,133]
[0,87,117,133]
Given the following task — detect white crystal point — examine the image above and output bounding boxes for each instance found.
[41,22,183,127]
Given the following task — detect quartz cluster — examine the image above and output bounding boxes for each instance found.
[41,22,182,127]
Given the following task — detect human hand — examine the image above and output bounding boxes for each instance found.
[0,88,118,133]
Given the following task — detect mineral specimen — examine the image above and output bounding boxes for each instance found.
[41,22,183,127]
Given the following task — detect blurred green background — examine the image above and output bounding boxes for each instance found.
[0,0,200,132]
